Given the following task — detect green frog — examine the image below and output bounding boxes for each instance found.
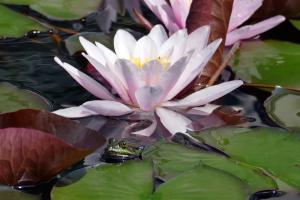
[101,138,145,163]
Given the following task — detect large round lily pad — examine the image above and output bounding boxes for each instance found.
[0,109,106,186]
[231,40,300,89]
[0,82,51,113]
[0,5,46,37]
[196,127,300,189]
[0,0,103,20]
[52,160,250,200]
[0,186,39,200]
[143,142,277,192]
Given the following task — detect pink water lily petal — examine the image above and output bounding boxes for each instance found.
[115,59,144,104]
[82,100,133,115]
[184,25,210,54]
[169,34,188,65]
[95,41,117,69]
[162,80,243,108]
[159,56,189,100]
[144,0,180,33]
[135,86,164,111]
[53,100,133,118]
[165,39,222,100]
[228,0,263,32]
[131,117,157,137]
[95,41,128,88]
[133,36,158,64]
[170,0,192,28]
[148,24,168,48]
[53,106,97,118]
[187,104,221,115]
[156,107,191,135]
[54,57,115,101]
[226,15,285,46]
[114,30,136,59]
[159,29,188,60]
[79,37,106,66]
[82,54,132,104]
[141,60,164,86]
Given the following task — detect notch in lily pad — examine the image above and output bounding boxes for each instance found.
[53,160,251,200]
[265,87,300,132]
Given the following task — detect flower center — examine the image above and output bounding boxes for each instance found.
[130,57,170,69]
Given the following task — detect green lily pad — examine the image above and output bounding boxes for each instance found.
[0,0,103,20]
[65,32,113,55]
[53,160,250,200]
[231,40,300,89]
[0,186,39,200]
[30,0,103,20]
[0,82,51,113]
[265,87,300,131]
[143,142,277,192]
[152,165,250,200]
[53,161,154,200]
[196,127,300,189]
[290,20,300,30]
[0,5,46,37]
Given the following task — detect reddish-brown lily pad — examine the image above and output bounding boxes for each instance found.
[0,109,105,149]
[187,0,234,86]
[0,109,106,186]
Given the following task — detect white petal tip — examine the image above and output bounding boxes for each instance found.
[54,57,63,65]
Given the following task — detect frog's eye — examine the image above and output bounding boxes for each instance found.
[120,141,127,146]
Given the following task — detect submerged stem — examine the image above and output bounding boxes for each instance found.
[208,42,240,86]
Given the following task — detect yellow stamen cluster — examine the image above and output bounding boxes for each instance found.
[130,57,170,69]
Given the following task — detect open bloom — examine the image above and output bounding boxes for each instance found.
[54,25,243,137]
[144,0,285,46]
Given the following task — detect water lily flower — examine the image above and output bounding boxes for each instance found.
[226,0,285,46]
[54,25,243,137]
[144,0,285,46]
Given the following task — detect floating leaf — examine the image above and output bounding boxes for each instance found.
[143,142,276,192]
[0,109,106,149]
[0,109,106,185]
[0,128,90,185]
[187,0,234,86]
[0,0,103,20]
[0,186,39,200]
[65,32,113,55]
[0,5,46,37]
[253,0,300,19]
[53,160,250,200]
[196,127,300,189]
[231,40,300,89]
[0,82,51,113]
[290,19,300,30]
[265,87,300,131]
[152,164,249,200]
[53,161,153,200]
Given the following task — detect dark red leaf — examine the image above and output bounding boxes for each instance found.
[188,106,247,131]
[0,109,106,150]
[253,0,300,19]
[0,128,91,186]
[0,109,106,185]
[187,0,234,88]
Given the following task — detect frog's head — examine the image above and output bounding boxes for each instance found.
[101,138,145,163]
